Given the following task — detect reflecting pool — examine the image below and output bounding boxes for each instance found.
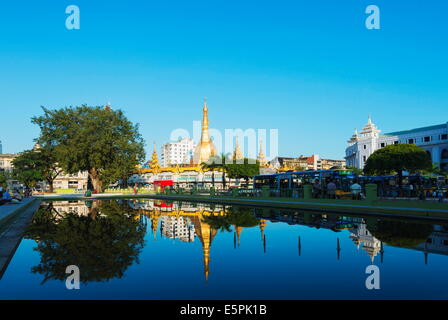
[0,199,447,299]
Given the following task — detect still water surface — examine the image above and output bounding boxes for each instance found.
[0,199,447,299]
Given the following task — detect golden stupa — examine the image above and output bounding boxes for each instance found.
[193,98,217,164]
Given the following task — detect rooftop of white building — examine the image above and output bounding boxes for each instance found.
[383,123,447,137]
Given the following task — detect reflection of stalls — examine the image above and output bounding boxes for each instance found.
[153,200,173,208]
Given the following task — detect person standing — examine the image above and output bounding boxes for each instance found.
[312,179,322,199]
[350,180,362,200]
[327,180,337,199]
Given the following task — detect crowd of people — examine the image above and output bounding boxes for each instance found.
[309,176,448,202]
[311,179,363,200]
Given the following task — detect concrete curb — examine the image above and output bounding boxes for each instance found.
[35,193,448,221]
[0,198,39,229]
[0,198,42,279]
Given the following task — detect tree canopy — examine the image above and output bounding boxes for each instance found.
[226,158,260,182]
[202,206,259,233]
[366,218,433,248]
[32,105,145,192]
[12,147,61,191]
[364,143,432,176]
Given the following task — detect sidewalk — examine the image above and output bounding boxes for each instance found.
[0,198,41,279]
[0,198,38,226]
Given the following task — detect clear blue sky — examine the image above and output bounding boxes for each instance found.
[0,0,447,160]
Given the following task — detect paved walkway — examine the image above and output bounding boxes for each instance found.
[0,198,41,279]
[0,198,36,225]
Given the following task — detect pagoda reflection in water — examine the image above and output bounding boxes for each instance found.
[32,199,448,282]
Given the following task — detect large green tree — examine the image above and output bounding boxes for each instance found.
[364,144,432,176]
[32,105,145,192]
[226,158,260,183]
[12,148,61,191]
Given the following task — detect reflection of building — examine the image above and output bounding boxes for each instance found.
[413,227,448,255]
[349,220,382,263]
[132,200,227,281]
[160,216,195,242]
[130,200,226,216]
[399,225,448,264]
[346,117,448,170]
[50,200,90,216]
[191,216,217,281]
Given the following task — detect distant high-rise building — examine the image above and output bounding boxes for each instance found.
[161,138,196,167]
[0,139,3,154]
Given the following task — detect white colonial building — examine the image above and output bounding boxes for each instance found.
[160,138,196,167]
[345,117,448,171]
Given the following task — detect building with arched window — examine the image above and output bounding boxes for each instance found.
[346,117,448,171]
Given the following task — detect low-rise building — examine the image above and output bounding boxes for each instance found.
[52,171,89,191]
[321,158,346,170]
[345,117,448,170]
[270,154,345,171]
[0,154,17,172]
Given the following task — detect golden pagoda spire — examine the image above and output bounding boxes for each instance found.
[151,211,160,240]
[233,136,244,161]
[257,140,267,166]
[150,142,160,172]
[193,98,217,164]
[191,215,217,282]
[234,225,243,247]
[259,219,267,241]
[202,97,210,143]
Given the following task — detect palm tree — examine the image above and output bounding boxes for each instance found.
[425,162,447,177]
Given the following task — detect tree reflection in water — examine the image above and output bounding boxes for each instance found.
[24,200,146,284]
[202,206,259,233]
[366,218,433,248]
